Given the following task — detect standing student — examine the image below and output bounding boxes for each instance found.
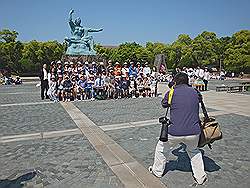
[203,68,210,91]
[39,64,49,100]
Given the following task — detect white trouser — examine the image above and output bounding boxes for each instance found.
[152,134,207,184]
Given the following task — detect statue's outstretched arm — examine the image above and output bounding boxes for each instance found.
[69,9,75,32]
[88,28,103,32]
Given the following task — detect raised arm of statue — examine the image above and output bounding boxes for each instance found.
[69,9,75,33]
[88,28,103,33]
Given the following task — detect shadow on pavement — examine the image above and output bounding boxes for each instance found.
[163,145,221,175]
[0,171,37,188]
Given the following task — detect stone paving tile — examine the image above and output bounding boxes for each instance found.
[0,92,42,105]
[0,84,41,104]
[0,84,38,93]
[207,79,249,91]
[0,103,76,136]
[0,135,124,188]
[105,113,250,188]
[75,98,216,126]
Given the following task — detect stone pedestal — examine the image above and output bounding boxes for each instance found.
[61,54,105,63]
[154,54,167,73]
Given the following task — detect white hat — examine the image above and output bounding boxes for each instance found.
[115,62,119,65]
[64,62,69,65]
[92,62,96,64]
[70,62,74,65]
[57,60,62,64]
[100,62,104,65]
[85,61,89,65]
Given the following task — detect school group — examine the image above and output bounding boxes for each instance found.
[40,61,158,102]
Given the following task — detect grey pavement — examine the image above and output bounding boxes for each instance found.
[0,135,123,188]
[0,103,76,136]
[0,81,250,188]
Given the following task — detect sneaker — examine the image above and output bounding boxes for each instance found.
[190,176,207,187]
[148,166,162,178]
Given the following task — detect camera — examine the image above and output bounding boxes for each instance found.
[159,116,169,124]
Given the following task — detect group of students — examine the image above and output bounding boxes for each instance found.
[42,60,158,102]
[173,67,211,91]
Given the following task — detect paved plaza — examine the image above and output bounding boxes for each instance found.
[0,80,250,188]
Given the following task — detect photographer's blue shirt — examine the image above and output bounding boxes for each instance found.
[162,84,201,136]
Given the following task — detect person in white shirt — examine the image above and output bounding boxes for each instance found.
[121,62,129,77]
[195,68,200,78]
[203,69,210,91]
[143,62,151,76]
[198,67,205,79]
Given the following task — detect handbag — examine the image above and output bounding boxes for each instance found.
[198,96,223,149]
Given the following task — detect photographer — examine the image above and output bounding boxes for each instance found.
[149,72,207,186]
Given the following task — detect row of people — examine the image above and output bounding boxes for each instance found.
[46,71,158,102]
[48,60,153,81]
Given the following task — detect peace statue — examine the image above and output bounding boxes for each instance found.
[65,9,103,55]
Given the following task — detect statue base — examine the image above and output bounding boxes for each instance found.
[61,54,105,63]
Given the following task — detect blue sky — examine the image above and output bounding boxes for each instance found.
[0,0,249,45]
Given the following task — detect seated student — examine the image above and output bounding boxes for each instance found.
[62,75,73,102]
[129,62,137,78]
[114,62,122,76]
[136,76,144,98]
[149,76,157,97]
[143,76,151,97]
[97,62,106,75]
[91,62,98,75]
[114,76,122,99]
[71,75,77,101]
[108,75,116,99]
[47,76,58,102]
[77,62,83,74]
[77,75,87,100]
[85,74,95,100]
[121,62,129,77]
[64,62,69,72]
[102,71,110,98]
[121,75,129,98]
[57,75,64,101]
[94,74,105,99]
[68,62,75,77]
[129,75,137,98]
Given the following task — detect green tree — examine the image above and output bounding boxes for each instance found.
[0,29,23,74]
[191,31,219,67]
[169,34,193,68]
[224,30,250,72]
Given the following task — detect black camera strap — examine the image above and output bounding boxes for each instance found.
[195,89,209,121]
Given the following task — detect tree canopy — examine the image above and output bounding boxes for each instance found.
[0,28,249,75]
